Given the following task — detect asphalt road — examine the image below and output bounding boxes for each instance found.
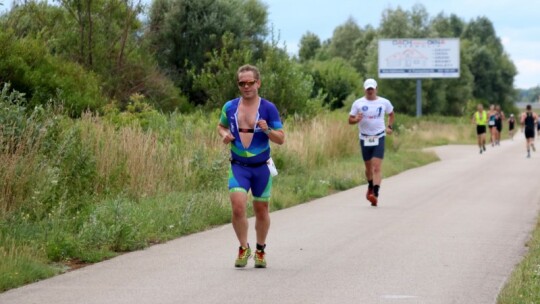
[2,138,540,304]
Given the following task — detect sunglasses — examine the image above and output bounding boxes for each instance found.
[238,80,258,87]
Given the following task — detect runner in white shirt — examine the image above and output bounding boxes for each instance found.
[348,79,395,206]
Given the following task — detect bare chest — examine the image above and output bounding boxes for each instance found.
[237,104,259,128]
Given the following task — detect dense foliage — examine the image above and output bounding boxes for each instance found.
[0,0,520,117]
[519,86,540,103]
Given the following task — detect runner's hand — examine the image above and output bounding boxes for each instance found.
[222,132,235,144]
[356,113,363,123]
[386,126,393,135]
[257,120,269,132]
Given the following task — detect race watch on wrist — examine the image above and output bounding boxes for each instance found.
[264,128,272,135]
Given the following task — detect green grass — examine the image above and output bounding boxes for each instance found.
[497,218,540,304]
[0,108,477,292]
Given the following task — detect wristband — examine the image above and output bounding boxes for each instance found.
[264,128,272,135]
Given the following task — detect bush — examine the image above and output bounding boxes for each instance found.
[257,40,325,117]
[0,31,105,116]
[191,33,253,110]
[305,58,362,110]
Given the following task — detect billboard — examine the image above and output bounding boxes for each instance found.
[378,39,460,79]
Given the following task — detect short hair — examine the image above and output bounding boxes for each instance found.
[237,64,260,80]
[526,104,532,110]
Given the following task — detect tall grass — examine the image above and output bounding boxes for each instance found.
[0,101,477,292]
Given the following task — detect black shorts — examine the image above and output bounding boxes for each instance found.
[360,136,385,161]
[476,125,486,135]
[509,123,514,131]
[525,128,535,139]
[496,122,502,132]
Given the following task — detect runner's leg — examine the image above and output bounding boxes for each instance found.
[231,192,249,248]
[364,160,373,182]
[253,202,270,246]
[371,157,383,186]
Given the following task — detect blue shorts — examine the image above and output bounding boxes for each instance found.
[228,163,272,202]
[360,136,385,161]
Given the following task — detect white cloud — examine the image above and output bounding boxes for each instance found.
[501,36,511,46]
[515,59,540,88]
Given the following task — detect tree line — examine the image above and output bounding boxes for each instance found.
[0,0,518,117]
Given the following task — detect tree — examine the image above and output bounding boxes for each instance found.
[462,17,517,110]
[0,30,105,115]
[146,0,269,105]
[349,25,377,76]
[327,17,362,61]
[431,13,465,38]
[305,58,361,109]
[462,16,503,55]
[298,31,321,62]
[191,33,252,109]
[2,0,187,112]
[379,4,431,39]
[258,38,323,116]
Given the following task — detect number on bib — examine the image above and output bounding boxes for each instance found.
[364,136,379,147]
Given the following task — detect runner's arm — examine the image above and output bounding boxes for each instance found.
[348,114,362,125]
[217,124,235,144]
[387,112,395,128]
[268,129,285,145]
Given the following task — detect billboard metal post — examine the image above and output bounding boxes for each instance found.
[416,79,422,117]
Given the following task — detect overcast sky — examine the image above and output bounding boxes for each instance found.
[1,0,539,89]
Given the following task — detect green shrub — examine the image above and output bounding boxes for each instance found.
[0,31,105,116]
[258,40,325,117]
[305,58,362,109]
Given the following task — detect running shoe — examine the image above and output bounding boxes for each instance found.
[235,246,252,268]
[483,145,486,151]
[367,194,378,207]
[366,187,374,200]
[254,250,267,268]
[479,148,483,154]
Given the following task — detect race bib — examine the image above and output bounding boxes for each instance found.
[267,158,278,177]
[364,136,379,147]
[488,120,495,126]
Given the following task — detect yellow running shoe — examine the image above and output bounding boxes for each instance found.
[235,246,251,268]
[254,250,266,268]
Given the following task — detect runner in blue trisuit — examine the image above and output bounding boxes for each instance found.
[217,64,285,268]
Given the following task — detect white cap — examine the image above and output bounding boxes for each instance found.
[364,78,377,90]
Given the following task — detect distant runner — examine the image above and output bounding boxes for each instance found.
[508,114,515,140]
[537,113,540,138]
[495,105,505,145]
[349,78,395,207]
[472,104,487,154]
[487,104,497,146]
[217,64,285,268]
[520,104,537,158]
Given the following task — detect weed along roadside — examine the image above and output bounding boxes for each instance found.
[497,217,540,304]
[1,107,476,292]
